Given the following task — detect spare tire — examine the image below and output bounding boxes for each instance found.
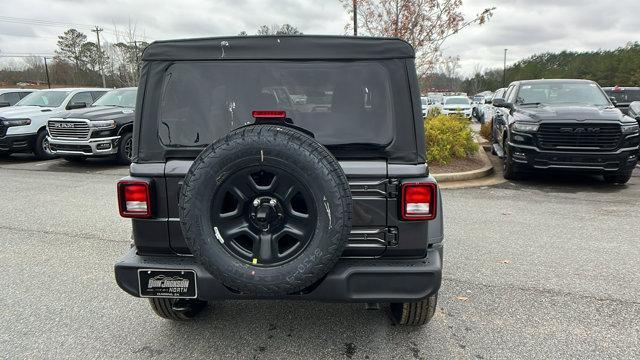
[179,125,352,296]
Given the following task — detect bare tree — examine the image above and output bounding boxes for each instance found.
[256,24,303,35]
[109,21,148,86]
[339,0,494,76]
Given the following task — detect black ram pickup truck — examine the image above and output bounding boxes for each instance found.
[113,36,444,326]
[492,79,639,183]
[47,87,137,164]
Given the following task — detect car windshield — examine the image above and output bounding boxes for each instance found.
[158,61,395,147]
[93,89,137,108]
[16,90,70,107]
[473,96,483,102]
[516,83,610,106]
[445,98,469,105]
[604,89,640,103]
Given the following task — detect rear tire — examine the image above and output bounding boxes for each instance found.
[33,130,56,160]
[603,169,633,184]
[148,298,208,321]
[389,294,438,326]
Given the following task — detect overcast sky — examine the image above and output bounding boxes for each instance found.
[1,0,639,76]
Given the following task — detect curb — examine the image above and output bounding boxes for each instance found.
[432,146,494,182]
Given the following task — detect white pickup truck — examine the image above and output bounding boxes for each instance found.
[0,88,108,159]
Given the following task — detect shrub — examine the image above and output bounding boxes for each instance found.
[480,119,493,142]
[425,113,478,165]
[426,106,441,119]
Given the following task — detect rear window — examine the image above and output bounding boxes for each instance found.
[604,89,640,103]
[158,61,393,147]
[444,97,469,105]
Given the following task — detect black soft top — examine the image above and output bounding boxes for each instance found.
[142,35,415,61]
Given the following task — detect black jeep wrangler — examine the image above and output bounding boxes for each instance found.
[114,36,443,326]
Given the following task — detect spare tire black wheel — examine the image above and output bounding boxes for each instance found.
[180,125,352,296]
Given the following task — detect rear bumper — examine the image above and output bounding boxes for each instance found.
[0,133,36,152]
[509,142,639,172]
[48,136,120,156]
[115,244,443,303]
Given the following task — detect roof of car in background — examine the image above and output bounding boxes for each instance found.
[0,88,35,92]
[514,79,597,86]
[602,86,640,90]
[36,88,109,92]
[142,35,415,61]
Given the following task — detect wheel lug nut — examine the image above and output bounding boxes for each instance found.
[253,199,261,207]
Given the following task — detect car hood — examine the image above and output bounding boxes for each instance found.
[0,106,57,119]
[514,105,628,123]
[57,106,135,121]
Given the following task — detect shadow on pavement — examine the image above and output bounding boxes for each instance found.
[0,153,129,174]
[495,165,638,194]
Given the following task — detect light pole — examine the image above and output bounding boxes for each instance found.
[353,0,358,36]
[503,48,508,87]
[43,57,51,89]
[92,26,107,88]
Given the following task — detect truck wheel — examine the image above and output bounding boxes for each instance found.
[33,130,56,160]
[179,125,352,296]
[502,139,520,180]
[603,169,633,185]
[389,294,438,326]
[148,298,207,320]
[116,132,133,165]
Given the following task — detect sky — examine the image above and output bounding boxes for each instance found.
[1,0,639,77]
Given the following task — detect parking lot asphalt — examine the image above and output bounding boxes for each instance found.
[1,154,639,360]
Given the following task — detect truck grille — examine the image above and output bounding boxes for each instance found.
[0,121,6,138]
[537,123,622,150]
[48,120,90,140]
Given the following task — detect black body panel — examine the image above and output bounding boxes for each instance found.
[143,35,415,61]
[115,244,442,302]
[0,133,36,152]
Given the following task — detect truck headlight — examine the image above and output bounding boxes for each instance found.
[90,120,116,129]
[621,124,639,134]
[2,118,31,127]
[512,122,539,133]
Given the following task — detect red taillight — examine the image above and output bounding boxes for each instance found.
[401,183,437,220]
[252,110,287,119]
[117,180,151,218]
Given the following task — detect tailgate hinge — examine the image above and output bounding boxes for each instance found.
[386,179,400,197]
[385,227,398,246]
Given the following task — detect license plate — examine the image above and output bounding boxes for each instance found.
[138,269,197,298]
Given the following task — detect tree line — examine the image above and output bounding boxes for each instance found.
[0,24,304,89]
[461,42,640,94]
[0,27,147,88]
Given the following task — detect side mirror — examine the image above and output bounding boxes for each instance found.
[609,96,618,106]
[492,98,506,107]
[0,101,11,108]
[493,98,515,112]
[67,102,88,110]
